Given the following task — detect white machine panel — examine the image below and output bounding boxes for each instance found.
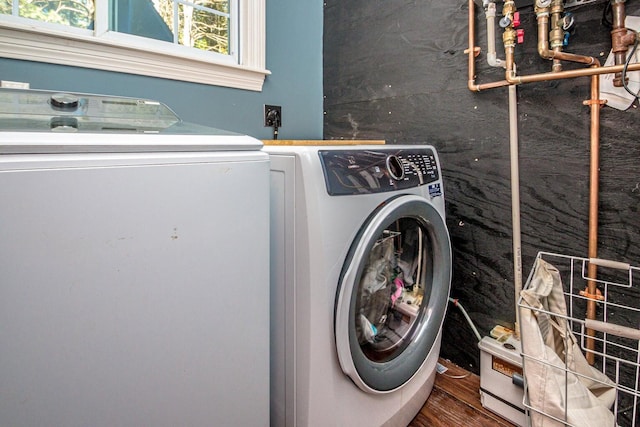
[0,89,270,426]
[266,145,451,427]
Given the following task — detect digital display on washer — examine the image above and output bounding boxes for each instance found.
[319,148,440,195]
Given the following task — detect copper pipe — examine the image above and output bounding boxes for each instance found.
[500,7,611,361]
[466,0,616,90]
[585,70,601,365]
[472,0,640,86]
[532,3,603,364]
[550,0,565,72]
[504,24,607,364]
[505,54,639,84]
[612,0,627,67]
[467,0,476,90]
[612,0,627,70]
[467,0,510,91]
[537,8,599,66]
[470,79,512,91]
[611,0,637,86]
[467,0,629,357]
[537,11,552,61]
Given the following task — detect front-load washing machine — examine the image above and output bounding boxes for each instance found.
[266,145,452,427]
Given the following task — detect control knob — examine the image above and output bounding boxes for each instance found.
[386,155,405,181]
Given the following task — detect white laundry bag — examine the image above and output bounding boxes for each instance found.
[519,258,617,427]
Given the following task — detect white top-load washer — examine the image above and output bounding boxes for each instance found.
[266,145,452,426]
[0,88,270,426]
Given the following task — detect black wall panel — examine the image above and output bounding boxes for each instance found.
[324,0,640,372]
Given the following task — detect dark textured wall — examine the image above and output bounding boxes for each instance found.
[324,0,640,373]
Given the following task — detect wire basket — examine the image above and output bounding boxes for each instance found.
[518,251,640,427]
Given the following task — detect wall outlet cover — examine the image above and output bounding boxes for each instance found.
[264,105,282,127]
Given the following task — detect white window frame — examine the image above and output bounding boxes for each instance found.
[0,0,269,91]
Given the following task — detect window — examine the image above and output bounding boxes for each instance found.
[0,0,268,90]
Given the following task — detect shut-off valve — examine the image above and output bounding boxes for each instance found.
[502,1,525,48]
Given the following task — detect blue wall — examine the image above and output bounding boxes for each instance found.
[0,0,323,140]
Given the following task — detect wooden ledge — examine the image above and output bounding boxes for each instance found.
[262,139,385,146]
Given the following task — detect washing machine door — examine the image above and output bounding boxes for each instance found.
[335,194,452,393]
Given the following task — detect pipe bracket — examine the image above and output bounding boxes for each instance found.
[464,46,482,57]
[579,288,604,302]
[583,98,607,107]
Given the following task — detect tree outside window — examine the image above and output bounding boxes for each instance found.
[1,0,231,55]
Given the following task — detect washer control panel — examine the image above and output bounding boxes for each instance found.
[319,148,440,196]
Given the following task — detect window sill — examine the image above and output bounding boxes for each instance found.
[0,24,270,91]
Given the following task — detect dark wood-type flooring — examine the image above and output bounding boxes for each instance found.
[409,359,516,427]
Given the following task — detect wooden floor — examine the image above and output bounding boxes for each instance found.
[408,359,516,427]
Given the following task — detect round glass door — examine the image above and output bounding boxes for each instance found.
[334,195,452,393]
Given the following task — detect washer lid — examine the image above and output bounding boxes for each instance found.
[0,88,262,153]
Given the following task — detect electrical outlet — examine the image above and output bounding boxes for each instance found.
[264,105,282,127]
